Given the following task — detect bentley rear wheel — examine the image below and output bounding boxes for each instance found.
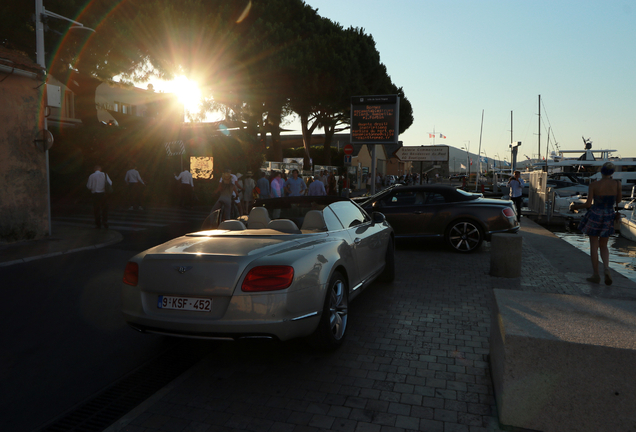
[310,271,348,350]
[445,219,483,253]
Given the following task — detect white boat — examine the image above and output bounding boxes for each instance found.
[533,137,636,192]
[619,187,636,242]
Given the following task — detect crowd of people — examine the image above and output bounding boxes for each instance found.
[86,163,422,229]
[364,172,427,193]
[208,168,343,222]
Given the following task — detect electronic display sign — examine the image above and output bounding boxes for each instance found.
[350,95,399,144]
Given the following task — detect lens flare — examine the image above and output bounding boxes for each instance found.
[166,75,202,114]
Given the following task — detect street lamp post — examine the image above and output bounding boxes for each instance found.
[35,0,95,236]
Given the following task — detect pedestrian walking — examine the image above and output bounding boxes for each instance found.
[320,170,328,189]
[570,162,622,285]
[375,173,382,191]
[328,171,337,196]
[241,171,256,214]
[270,171,285,198]
[284,169,306,196]
[256,171,270,199]
[508,170,524,220]
[308,176,326,196]
[210,172,238,222]
[174,169,194,208]
[124,163,145,210]
[87,165,112,229]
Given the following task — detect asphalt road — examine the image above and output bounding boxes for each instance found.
[0,206,453,432]
[0,207,212,432]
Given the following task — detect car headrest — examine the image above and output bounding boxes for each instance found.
[267,219,301,233]
[218,220,247,230]
[301,210,327,232]
[248,207,271,229]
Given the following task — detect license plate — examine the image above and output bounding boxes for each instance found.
[157,296,212,312]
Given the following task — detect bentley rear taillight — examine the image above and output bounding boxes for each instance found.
[242,266,294,292]
[503,207,516,218]
[123,262,139,286]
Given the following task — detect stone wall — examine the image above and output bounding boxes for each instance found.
[0,72,48,242]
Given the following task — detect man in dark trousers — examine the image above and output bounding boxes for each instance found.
[174,169,194,208]
[125,163,145,210]
[87,165,112,229]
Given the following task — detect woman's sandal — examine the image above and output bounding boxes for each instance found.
[604,268,613,286]
[586,274,601,284]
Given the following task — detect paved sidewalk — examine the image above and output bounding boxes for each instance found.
[0,223,122,267]
[100,218,636,432]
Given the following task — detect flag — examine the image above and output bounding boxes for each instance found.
[480,156,488,163]
[439,134,446,139]
[504,161,511,166]
[429,133,435,138]
[470,158,473,165]
[460,163,466,169]
[525,155,531,160]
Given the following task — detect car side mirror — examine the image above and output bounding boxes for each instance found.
[372,212,386,224]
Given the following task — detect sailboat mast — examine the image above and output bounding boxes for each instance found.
[538,95,541,162]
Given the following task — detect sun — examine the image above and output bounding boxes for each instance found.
[165,75,202,114]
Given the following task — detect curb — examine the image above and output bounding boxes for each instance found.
[0,231,124,268]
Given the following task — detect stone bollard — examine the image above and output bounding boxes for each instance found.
[490,233,522,277]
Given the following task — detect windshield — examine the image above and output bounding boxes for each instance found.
[355,184,402,205]
[455,188,481,200]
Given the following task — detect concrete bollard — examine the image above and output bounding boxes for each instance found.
[490,233,522,277]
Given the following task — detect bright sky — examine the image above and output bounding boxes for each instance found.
[304,0,636,161]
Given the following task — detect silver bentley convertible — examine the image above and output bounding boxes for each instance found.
[122,196,395,349]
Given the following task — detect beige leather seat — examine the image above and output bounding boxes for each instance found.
[247,207,271,229]
[267,219,301,234]
[301,210,327,232]
[218,220,247,230]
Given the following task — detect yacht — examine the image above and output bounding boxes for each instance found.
[619,187,636,242]
[533,138,636,192]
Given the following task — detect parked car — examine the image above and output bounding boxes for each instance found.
[122,196,394,349]
[449,174,467,181]
[357,185,519,253]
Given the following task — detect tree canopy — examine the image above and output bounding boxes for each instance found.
[2,0,413,166]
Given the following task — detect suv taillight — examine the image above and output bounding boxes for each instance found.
[242,266,294,292]
[123,262,139,286]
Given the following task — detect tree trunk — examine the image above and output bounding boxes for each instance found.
[265,106,283,161]
[300,114,317,170]
[322,123,336,165]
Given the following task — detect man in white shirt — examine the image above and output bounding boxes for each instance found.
[87,165,112,229]
[508,170,525,220]
[175,169,194,208]
[125,164,145,210]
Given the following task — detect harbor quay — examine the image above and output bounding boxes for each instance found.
[103,218,636,432]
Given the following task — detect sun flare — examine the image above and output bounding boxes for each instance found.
[166,75,202,113]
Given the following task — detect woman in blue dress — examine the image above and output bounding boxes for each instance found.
[570,162,622,285]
